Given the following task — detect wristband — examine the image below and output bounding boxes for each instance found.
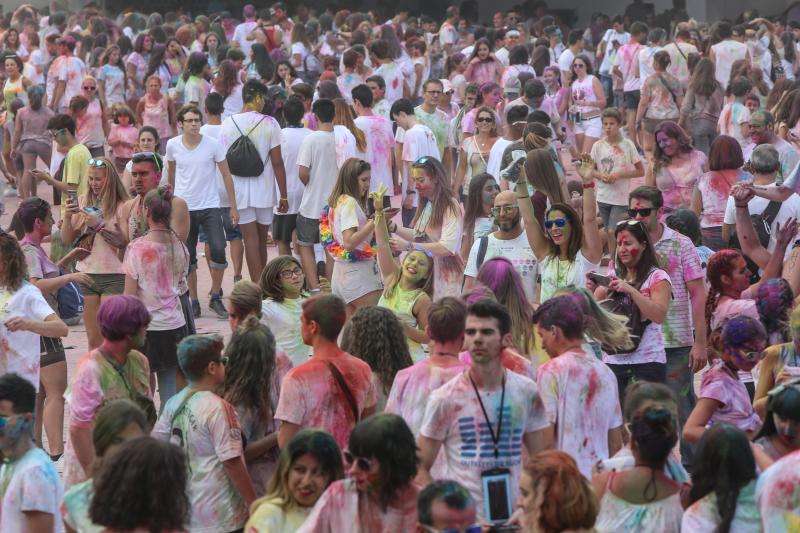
[406,190,416,194]
[734,203,749,208]
[582,182,595,189]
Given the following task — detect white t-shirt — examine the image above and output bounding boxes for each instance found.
[232,21,258,58]
[420,369,550,521]
[165,135,226,211]
[599,30,630,74]
[291,42,309,72]
[558,48,576,73]
[465,231,538,304]
[723,187,800,254]
[537,350,623,478]
[399,123,439,209]
[297,130,338,220]
[486,138,514,178]
[373,62,406,105]
[261,297,309,366]
[354,115,396,193]
[280,126,313,214]
[0,447,63,533]
[219,111,283,210]
[0,282,55,391]
[216,85,244,121]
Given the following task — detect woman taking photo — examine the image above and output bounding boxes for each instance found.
[322,158,383,318]
[679,57,724,155]
[454,107,499,197]
[636,51,683,157]
[464,37,503,86]
[460,173,499,260]
[246,429,344,533]
[391,156,465,299]
[568,54,605,154]
[647,121,707,216]
[588,219,671,399]
[692,135,750,250]
[516,156,603,304]
[61,156,130,350]
[122,185,188,407]
[298,414,420,532]
[10,84,52,199]
[372,189,433,362]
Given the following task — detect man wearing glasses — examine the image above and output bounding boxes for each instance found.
[463,190,538,304]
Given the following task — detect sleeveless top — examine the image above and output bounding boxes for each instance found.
[3,76,27,117]
[772,342,800,379]
[378,285,427,362]
[572,75,599,114]
[142,94,171,140]
[595,471,683,533]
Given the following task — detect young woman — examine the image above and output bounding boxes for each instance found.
[755,305,800,417]
[122,185,188,407]
[248,43,275,83]
[333,98,366,156]
[179,51,210,111]
[10,84,52,199]
[636,51,683,156]
[246,429,344,533]
[391,156,465,299]
[754,381,800,463]
[569,54,605,154]
[135,75,176,153]
[121,125,161,192]
[502,45,536,89]
[455,107,499,196]
[593,403,684,532]
[445,53,467,105]
[647,121,707,216]
[145,43,177,97]
[222,313,292,495]
[462,82,503,138]
[3,28,28,60]
[517,155,602,304]
[521,148,569,226]
[97,45,127,108]
[543,65,570,132]
[679,57,724,155]
[460,173,499,259]
[2,53,30,116]
[269,60,301,88]
[681,424,761,531]
[61,400,149,533]
[588,220,672,401]
[203,32,221,70]
[290,24,312,81]
[61,156,130,350]
[477,257,535,357]
[322,158,383,318]
[299,414,420,532]
[518,451,599,533]
[126,33,154,101]
[212,59,243,121]
[464,37,502,86]
[71,78,108,157]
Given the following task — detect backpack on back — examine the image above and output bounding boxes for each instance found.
[226,115,267,177]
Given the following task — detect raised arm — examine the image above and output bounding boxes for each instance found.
[579,154,603,264]
[371,187,401,280]
[731,186,771,269]
[514,180,550,258]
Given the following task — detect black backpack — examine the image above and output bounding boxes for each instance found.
[226,115,267,177]
[599,270,653,355]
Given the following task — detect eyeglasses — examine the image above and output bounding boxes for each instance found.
[543,218,568,229]
[476,117,494,123]
[49,128,65,137]
[343,450,374,471]
[88,158,107,168]
[214,356,229,366]
[131,151,162,172]
[279,267,304,279]
[490,205,519,217]
[627,207,653,218]
[82,85,97,91]
[420,525,482,533]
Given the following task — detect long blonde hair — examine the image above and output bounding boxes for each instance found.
[85,157,130,218]
[333,98,367,152]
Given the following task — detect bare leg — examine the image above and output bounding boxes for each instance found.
[241,221,265,282]
[210,267,224,294]
[575,134,585,155]
[345,290,382,320]
[39,361,67,456]
[298,243,319,289]
[277,239,292,256]
[83,294,103,349]
[230,238,244,279]
[257,223,270,273]
[188,270,198,300]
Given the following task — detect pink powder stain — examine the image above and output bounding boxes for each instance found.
[586,370,600,405]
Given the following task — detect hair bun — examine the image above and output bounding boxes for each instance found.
[159,184,174,202]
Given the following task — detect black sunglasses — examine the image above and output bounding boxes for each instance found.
[627,207,654,218]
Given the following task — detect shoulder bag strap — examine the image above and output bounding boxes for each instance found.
[673,39,688,61]
[762,200,782,228]
[325,361,359,423]
[231,116,245,136]
[476,235,489,269]
[169,389,200,431]
[657,74,679,106]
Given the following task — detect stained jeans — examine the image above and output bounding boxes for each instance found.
[187,208,228,271]
[665,346,696,472]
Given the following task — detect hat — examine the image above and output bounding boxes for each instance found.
[440,79,454,94]
[504,76,521,96]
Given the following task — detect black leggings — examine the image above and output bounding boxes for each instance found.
[607,361,668,406]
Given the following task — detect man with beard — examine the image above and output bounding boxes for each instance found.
[463,190,538,304]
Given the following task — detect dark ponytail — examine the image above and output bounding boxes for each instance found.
[630,404,678,502]
[144,184,173,226]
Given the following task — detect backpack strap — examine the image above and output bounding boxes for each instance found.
[325,361,359,423]
[476,235,489,269]
[246,115,267,136]
[169,388,200,431]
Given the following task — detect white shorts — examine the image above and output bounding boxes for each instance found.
[331,259,383,304]
[572,116,602,138]
[238,206,274,225]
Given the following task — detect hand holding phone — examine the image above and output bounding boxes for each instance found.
[587,272,612,287]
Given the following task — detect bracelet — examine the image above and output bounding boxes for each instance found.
[582,182,595,189]
[280,197,287,201]
[735,203,749,208]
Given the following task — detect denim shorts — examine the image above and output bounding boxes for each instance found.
[198,208,242,242]
[296,214,320,246]
[598,202,629,230]
[623,90,641,111]
[187,208,228,270]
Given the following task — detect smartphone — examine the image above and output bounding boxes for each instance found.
[587,272,612,287]
[482,468,513,525]
[367,195,391,216]
[67,190,78,205]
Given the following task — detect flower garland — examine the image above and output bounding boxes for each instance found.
[319,204,377,262]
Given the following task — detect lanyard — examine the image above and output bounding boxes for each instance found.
[469,370,506,459]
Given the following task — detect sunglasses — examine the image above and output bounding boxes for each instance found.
[88,158,108,168]
[617,219,646,228]
[343,450,374,471]
[543,218,568,229]
[415,156,435,166]
[476,117,494,123]
[82,85,97,90]
[131,151,162,172]
[214,356,229,366]
[573,63,586,69]
[627,207,653,218]
[490,205,519,217]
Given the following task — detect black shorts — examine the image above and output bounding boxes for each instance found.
[40,337,66,367]
[143,326,187,372]
[295,214,320,246]
[272,214,298,243]
[624,90,641,111]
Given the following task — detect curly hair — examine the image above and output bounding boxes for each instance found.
[90,437,189,531]
[0,231,28,291]
[221,316,277,422]
[756,278,793,343]
[705,249,743,341]
[259,255,307,303]
[341,306,412,395]
[348,414,418,510]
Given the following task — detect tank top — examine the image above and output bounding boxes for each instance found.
[572,75,599,114]
[595,471,683,533]
[142,95,171,141]
[3,76,27,118]
[378,285,426,362]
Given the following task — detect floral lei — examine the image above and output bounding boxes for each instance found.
[319,204,377,262]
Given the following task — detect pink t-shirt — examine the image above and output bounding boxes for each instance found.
[655,150,707,213]
[696,169,750,228]
[108,124,139,158]
[76,99,105,149]
[699,359,762,433]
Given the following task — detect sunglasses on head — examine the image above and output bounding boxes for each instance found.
[627,207,653,218]
[616,219,646,230]
[131,151,162,172]
[88,158,107,168]
[343,450,374,471]
[544,218,568,229]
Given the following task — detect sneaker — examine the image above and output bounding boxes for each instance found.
[3,187,17,198]
[209,297,228,319]
[192,299,201,319]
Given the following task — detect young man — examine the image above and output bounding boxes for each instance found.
[219,80,288,282]
[628,185,708,470]
[438,6,460,56]
[533,296,624,478]
[414,79,451,161]
[352,84,396,200]
[231,4,258,59]
[614,22,648,148]
[544,25,565,65]
[709,21,750,87]
[391,98,439,226]
[275,294,376,451]
[0,373,63,533]
[336,48,364,105]
[296,98,337,291]
[464,190,538,304]
[597,16,630,102]
[200,92,244,285]
[366,75,391,119]
[167,104,239,319]
[416,481,477,533]
[275,96,312,257]
[589,108,644,259]
[152,335,256,533]
[371,40,407,106]
[558,29,585,86]
[48,35,86,113]
[662,26,698,88]
[486,105,528,178]
[417,300,552,521]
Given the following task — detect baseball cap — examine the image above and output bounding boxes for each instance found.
[504,76,521,96]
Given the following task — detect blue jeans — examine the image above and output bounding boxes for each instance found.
[665,346,696,472]
[599,74,613,106]
[187,208,228,271]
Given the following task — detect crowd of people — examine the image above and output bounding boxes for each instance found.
[0,0,799,532]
